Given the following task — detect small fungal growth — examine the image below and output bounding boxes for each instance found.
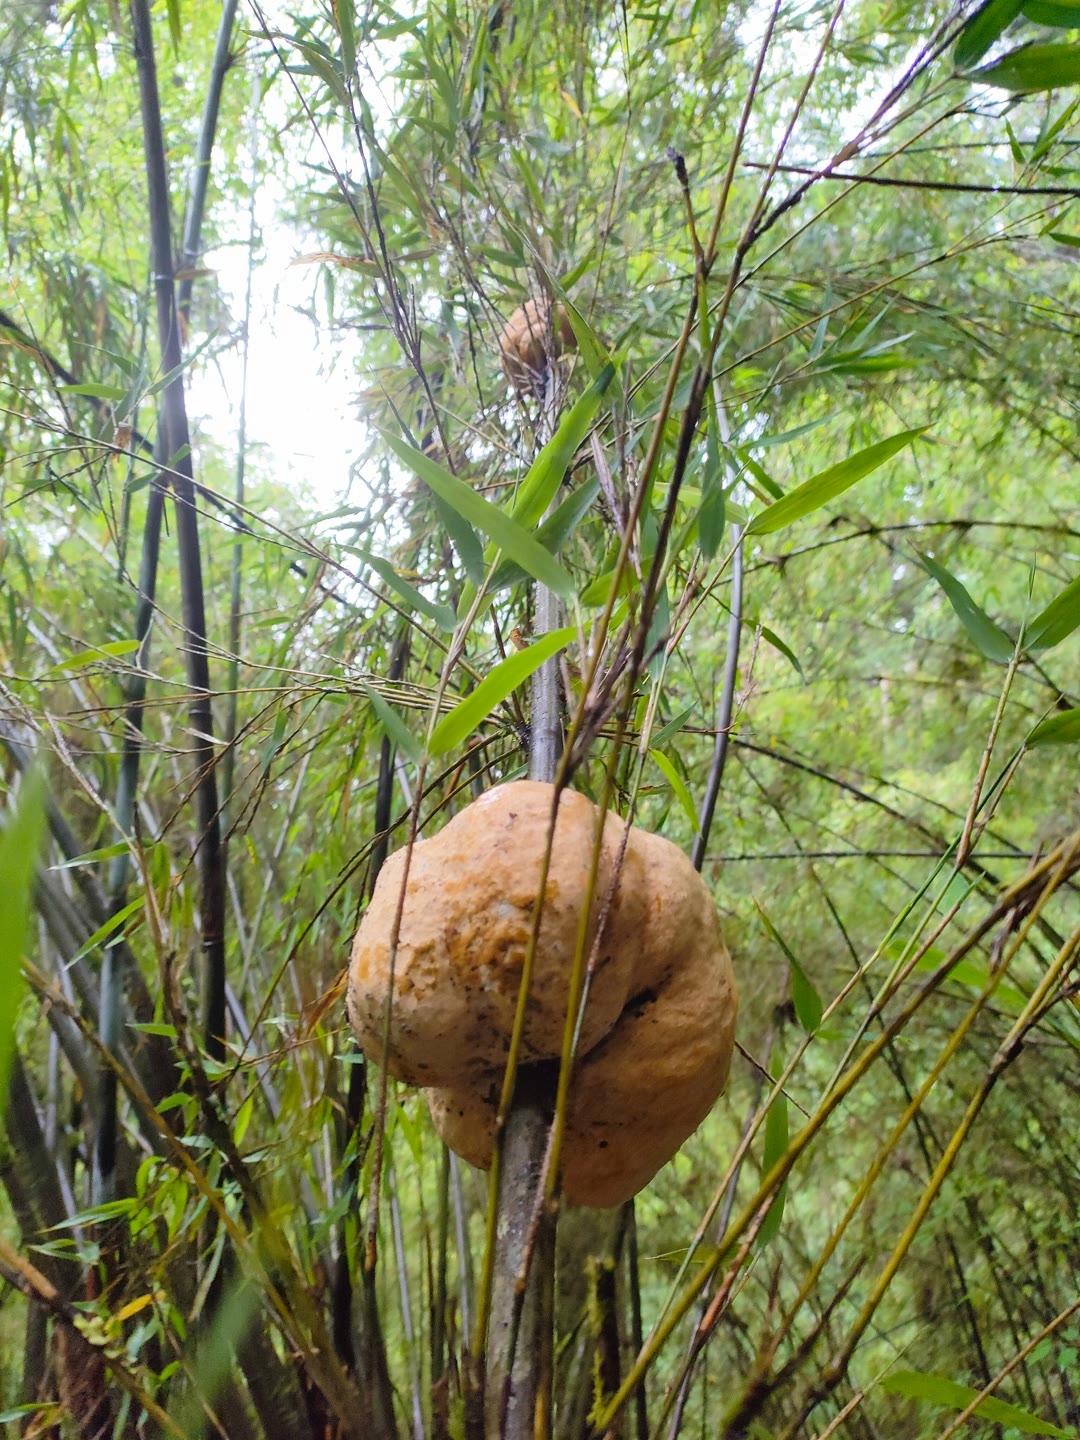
[347,781,737,1208]
[497,297,576,395]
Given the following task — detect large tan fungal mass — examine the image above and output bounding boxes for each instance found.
[347,781,737,1208]
[497,297,576,395]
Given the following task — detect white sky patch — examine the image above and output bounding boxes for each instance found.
[186,175,367,513]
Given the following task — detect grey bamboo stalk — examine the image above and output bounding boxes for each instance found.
[487,361,563,1439]
[221,70,258,826]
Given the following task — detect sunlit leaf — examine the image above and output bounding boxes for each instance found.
[745,430,925,536]
[428,626,575,755]
[42,639,141,675]
[331,0,357,74]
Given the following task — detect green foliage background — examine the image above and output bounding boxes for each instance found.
[0,0,1078,1435]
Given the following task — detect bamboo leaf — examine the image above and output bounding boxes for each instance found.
[347,546,456,630]
[745,429,925,536]
[760,625,804,680]
[381,431,576,598]
[1027,707,1080,747]
[71,896,144,964]
[954,0,1024,69]
[432,493,485,584]
[511,363,615,527]
[976,41,1080,89]
[652,706,694,747]
[331,0,357,74]
[492,477,600,591]
[758,1052,789,1247]
[756,901,822,1033]
[650,749,698,829]
[916,552,1015,662]
[428,626,575,755]
[880,1370,1073,1436]
[360,679,423,763]
[41,639,141,675]
[1026,573,1080,650]
[1023,0,1080,22]
[59,382,127,401]
[0,768,47,1105]
[165,0,182,52]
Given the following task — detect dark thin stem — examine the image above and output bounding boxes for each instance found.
[691,524,743,874]
[177,0,240,323]
[743,158,1080,197]
[130,0,228,1062]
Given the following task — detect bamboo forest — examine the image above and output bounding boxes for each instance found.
[1,0,1079,1436]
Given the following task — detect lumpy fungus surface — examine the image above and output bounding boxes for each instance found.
[497,297,576,395]
[346,780,737,1208]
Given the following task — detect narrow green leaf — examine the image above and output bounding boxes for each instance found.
[52,840,130,870]
[745,429,925,536]
[59,382,127,401]
[650,749,698,830]
[511,364,615,528]
[954,0,1024,69]
[758,1052,789,1247]
[42,639,141,675]
[880,1370,1073,1436]
[431,493,485,584]
[0,769,47,1106]
[756,901,822,1032]
[492,477,600,591]
[699,388,726,559]
[760,625,804,680]
[1022,0,1080,25]
[288,38,349,106]
[917,552,1015,663]
[557,294,613,380]
[1027,706,1080,747]
[382,431,575,598]
[360,679,422,763]
[331,0,357,74]
[71,896,144,964]
[348,547,456,630]
[1026,573,1080,650]
[428,627,575,756]
[976,40,1080,89]
[165,0,182,52]
[652,705,694,748]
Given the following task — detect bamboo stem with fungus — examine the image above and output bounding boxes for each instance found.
[488,354,565,1439]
